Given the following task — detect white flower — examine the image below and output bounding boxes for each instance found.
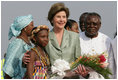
[51,59,70,76]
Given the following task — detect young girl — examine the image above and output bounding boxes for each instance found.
[26,25,50,79]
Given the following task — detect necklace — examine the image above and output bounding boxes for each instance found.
[36,46,50,66]
[19,36,31,45]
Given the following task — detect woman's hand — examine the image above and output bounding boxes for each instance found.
[74,64,89,78]
[22,51,30,64]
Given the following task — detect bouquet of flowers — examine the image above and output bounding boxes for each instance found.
[70,52,112,79]
[50,52,112,79]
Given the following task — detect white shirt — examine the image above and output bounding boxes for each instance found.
[80,32,111,56]
[79,32,112,79]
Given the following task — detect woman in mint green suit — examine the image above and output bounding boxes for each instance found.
[45,29,81,65]
[22,3,87,78]
[46,2,81,65]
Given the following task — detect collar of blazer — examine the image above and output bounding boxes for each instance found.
[49,29,69,50]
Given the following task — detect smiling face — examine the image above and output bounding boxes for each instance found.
[35,29,49,47]
[85,15,101,38]
[52,11,67,30]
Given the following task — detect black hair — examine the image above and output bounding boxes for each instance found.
[79,12,89,21]
[65,19,77,29]
[90,12,101,20]
[30,27,37,44]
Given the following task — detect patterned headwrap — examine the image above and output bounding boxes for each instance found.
[31,25,49,43]
[8,14,33,40]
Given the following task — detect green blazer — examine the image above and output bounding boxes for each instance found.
[45,29,81,65]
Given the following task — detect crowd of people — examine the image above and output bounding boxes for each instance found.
[1,2,117,79]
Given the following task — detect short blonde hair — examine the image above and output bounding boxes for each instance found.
[48,2,69,26]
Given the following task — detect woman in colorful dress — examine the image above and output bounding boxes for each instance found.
[26,25,50,79]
